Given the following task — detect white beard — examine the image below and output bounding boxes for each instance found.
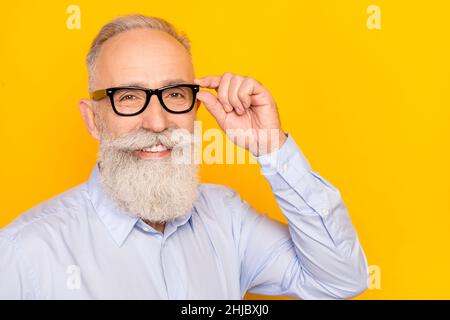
[97,127,199,224]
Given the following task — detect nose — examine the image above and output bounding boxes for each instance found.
[140,94,169,133]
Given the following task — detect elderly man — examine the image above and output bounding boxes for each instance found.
[0,14,369,299]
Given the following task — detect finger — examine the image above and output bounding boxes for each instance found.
[194,76,221,89]
[237,77,254,109]
[217,73,233,113]
[228,75,246,115]
[195,75,233,112]
[196,90,226,126]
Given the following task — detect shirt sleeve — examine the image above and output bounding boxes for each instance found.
[0,231,36,299]
[237,133,369,299]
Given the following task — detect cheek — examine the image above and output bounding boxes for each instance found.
[169,112,196,132]
[103,112,142,138]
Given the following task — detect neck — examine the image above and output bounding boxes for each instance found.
[145,220,166,233]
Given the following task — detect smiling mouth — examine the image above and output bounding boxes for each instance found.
[133,143,172,159]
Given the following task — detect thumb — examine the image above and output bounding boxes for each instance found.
[196,90,226,125]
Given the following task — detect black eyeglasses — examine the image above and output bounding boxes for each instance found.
[90,84,200,116]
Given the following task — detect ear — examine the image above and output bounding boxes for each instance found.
[195,98,201,110]
[78,98,101,140]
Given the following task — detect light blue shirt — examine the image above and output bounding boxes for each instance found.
[0,134,369,299]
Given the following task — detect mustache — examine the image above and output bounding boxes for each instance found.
[101,128,193,151]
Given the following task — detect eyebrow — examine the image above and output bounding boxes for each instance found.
[116,78,188,88]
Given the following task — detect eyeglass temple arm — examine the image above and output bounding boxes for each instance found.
[90,89,107,101]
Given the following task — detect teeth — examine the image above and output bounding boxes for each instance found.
[141,144,168,153]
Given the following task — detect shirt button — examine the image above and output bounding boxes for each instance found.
[281,163,289,173]
[321,208,330,216]
[143,227,150,232]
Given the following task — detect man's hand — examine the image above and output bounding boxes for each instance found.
[194,72,287,156]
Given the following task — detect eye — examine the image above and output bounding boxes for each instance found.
[120,94,137,101]
[168,92,184,99]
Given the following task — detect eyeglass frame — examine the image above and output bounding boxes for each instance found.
[89,83,200,116]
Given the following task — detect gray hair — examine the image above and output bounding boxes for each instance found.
[86,14,191,92]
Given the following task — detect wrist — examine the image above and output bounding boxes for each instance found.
[254,129,288,157]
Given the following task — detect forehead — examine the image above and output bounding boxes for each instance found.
[94,28,194,89]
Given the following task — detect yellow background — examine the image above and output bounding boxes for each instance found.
[1,1,449,299]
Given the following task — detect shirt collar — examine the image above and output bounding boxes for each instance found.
[86,161,139,247]
[85,161,195,246]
